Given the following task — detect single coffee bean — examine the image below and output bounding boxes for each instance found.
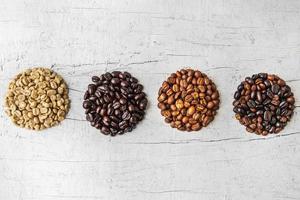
[256,91,262,102]
[158,68,220,131]
[92,76,100,83]
[233,73,295,136]
[271,84,280,94]
[83,71,148,136]
[139,98,148,110]
[119,98,127,105]
[234,91,241,100]
[111,78,120,85]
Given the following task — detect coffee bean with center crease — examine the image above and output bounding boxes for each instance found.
[83,71,148,136]
[233,73,295,136]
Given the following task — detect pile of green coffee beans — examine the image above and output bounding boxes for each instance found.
[4,67,296,137]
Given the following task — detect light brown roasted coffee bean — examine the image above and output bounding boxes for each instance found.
[158,68,220,132]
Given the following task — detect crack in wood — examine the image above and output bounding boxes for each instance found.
[127,132,300,145]
[65,117,86,122]
[121,59,164,67]
[138,189,202,194]
[68,88,84,93]
[286,79,300,82]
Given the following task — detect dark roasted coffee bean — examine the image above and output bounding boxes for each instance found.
[134,92,145,100]
[84,91,90,100]
[247,99,256,108]
[112,101,121,109]
[92,76,100,83]
[279,101,288,109]
[233,73,295,136]
[270,117,277,125]
[245,77,254,84]
[264,111,272,121]
[258,73,267,79]
[234,91,241,100]
[119,121,127,129]
[110,115,119,123]
[120,87,128,95]
[122,111,131,121]
[104,72,113,80]
[250,91,256,99]
[86,113,94,122]
[111,78,120,85]
[83,101,92,109]
[110,121,118,128]
[271,84,280,94]
[256,110,264,116]
[128,104,135,112]
[237,84,244,91]
[119,98,127,105]
[139,98,148,110]
[121,81,129,87]
[98,85,109,93]
[247,113,256,118]
[263,98,271,105]
[88,84,96,94]
[101,126,110,135]
[256,91,262,102]
[264,80,271,88]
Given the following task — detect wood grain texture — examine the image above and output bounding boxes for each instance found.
[0,0,300,199]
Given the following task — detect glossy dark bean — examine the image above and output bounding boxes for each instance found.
[104,72,113,80]
[271,84,280,94]
[247,99,256,108]
[258,73,267,79]
[88,84,96,94]
[256,110,264,116]
[256,91,262,102]
[119,98,127,105]
[270,117,277,125]
[263,98,271,105]
[112,101,121,109]
[250,91,256,99]
[139,98,148,110]
[111,78,120,85]
[128,104,135,112]
[86,113,94,122]
[263,111,272,121]
[92,76,100,82]
[98,85,109,93]
[237,84,244,91]
[84,91,90,100]
[279,101,288,108]
[122,111,131,121]
[247,113,256,118]
[83,101,92,109]
[121,81,129,87]
[101,126,110,135]
[134,93,145,100]
[234,91,241,100]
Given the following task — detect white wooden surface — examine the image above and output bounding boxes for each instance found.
[0,0,300,199]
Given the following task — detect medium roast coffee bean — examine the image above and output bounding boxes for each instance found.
[233,73,295,136]
[158,68,220,131]
[83,71,148,136]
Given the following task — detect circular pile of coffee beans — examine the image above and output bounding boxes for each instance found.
[157,68,220,131]
[233,73,295,135]
[83,71,148,136]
